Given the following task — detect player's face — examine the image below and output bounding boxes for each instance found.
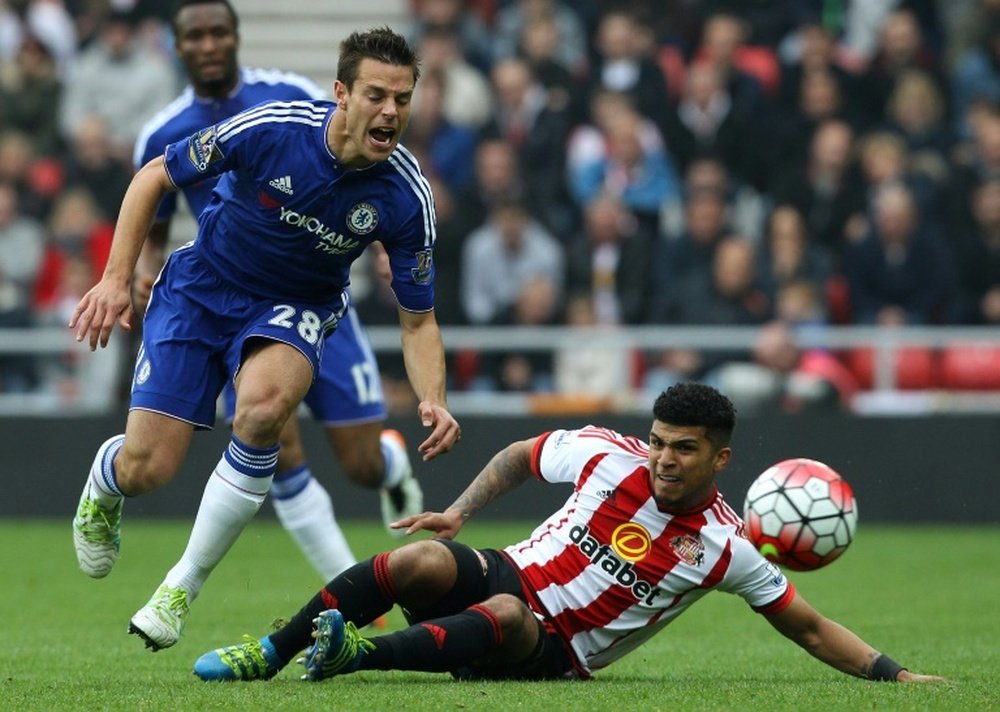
[174,3,239,96]
[647,421,731,510]
[333,58,414,167]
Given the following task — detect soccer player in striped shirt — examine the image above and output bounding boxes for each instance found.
[122,0,423,649]
[70,25,460,650]
[193,383,944,684]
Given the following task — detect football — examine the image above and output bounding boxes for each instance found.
[743,458,858,571]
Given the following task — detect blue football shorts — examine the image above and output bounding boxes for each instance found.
[130,245,348,429]
[221,305,387,426]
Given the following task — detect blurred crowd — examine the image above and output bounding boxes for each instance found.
[1,0,999,412]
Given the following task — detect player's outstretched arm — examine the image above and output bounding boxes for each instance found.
[71,156,175,350]
[391,438,536,538]
[763,591,948,683]
[397,307,461,460]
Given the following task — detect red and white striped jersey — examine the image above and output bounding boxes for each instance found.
[503,426,794,675]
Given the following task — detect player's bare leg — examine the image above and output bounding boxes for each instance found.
[324,421,421,536]
[131,342,309,650]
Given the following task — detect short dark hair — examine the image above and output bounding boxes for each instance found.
[171,0,238,35]
[337,26,420,89]
[653,383,736,449]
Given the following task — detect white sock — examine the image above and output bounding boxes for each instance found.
[273,472,356,580]
[379,430,410,490]
[87,434,125,507]
[163,437,277,600]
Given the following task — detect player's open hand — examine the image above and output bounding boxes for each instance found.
[390,509,464,539]
[70,277,133,350]
[416,401,460,461]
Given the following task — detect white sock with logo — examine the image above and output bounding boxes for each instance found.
[162,436,277,600]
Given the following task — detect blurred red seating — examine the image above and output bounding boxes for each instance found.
[939,344,1000,390]
[846,347,939,390]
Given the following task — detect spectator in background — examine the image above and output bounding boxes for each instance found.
[451,137,532,240]
[407,0,493,73]
[843,183,956,325]
[770,118,866,257]
[663,60,757,189]
[567,89,662,181]
[59,8,176,159]
[777,18,858,119]
[660,155,767,246]
[948,105,1000,232]
[0,180,44,391]
[32,186,112,316]
[587,9,672,132]
[756,204,832,317]
[0,128,53,219]
[553,291,630,398]
[511,7,587,125]
[768,66,854,179]
[491,0,587,78]
[953,178,1000,324]
[566,193,652,326]
[0,0,76,76]
[0,33,62,156]
[646,236,770,392]
[692,12,768,117]
[62,115,131,221]
[713,319,858,415]
[650,188,731,324]
[405,67,478,195]
[416,24,493,130]
[951,11,1000,140]
[855,130,941,234]
[881,70,954,189]
[568,107,680,233]
[675,235,770,328]
[486,275,560,393]
[858,9,949,129]
[483,56,575,239]
[460,196,564,327]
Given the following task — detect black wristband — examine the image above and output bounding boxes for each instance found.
[869,654,906,681]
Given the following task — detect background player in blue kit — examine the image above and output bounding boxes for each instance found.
[70,25,461,651]
[129,0,423,628]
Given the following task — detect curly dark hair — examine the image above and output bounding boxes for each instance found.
[653,383,736,449]
[337,26,420,89]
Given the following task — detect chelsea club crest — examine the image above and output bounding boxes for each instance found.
[347,202,378,235]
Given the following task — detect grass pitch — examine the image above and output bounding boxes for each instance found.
[0,519,996,711]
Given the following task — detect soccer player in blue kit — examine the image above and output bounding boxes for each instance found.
[70,24,461,651]
[122,0,422,647]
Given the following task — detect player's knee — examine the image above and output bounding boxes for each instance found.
[388,540,456,593]
[233,393,296,443]
[483,594,535,637]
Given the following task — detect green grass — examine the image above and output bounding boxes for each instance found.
[1,519,997,711]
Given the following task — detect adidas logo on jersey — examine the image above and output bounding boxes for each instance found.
[269,175,294,194]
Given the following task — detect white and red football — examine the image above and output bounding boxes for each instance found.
[743,458,858,571]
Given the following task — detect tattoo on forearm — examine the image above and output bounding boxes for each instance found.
[450,446,529,520]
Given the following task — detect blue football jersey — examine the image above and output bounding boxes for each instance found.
[133,67,326,222]
[162,99,437,310]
